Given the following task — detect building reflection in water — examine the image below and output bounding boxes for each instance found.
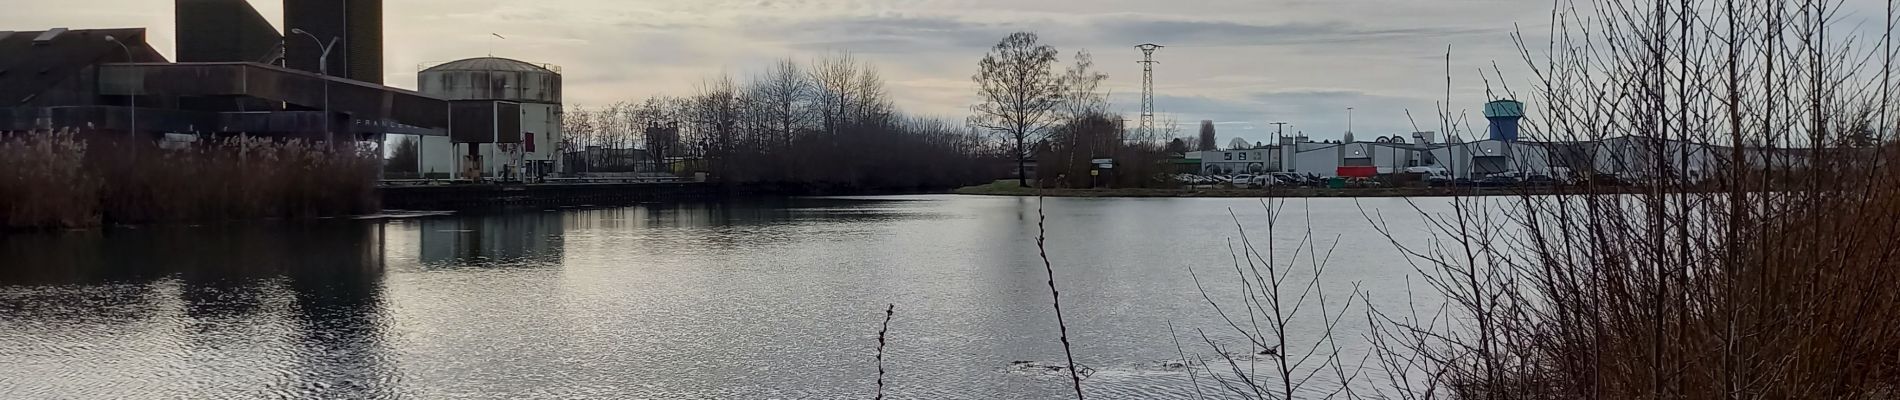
[0,223,399,399]
[415,212,565,266]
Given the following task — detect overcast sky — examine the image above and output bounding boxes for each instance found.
[6,0,1888,143]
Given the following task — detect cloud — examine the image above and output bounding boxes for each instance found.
[747,12,1500,55]
[16,0,1564,133]
[1081,17,1500,48]
[746,14,1007,53]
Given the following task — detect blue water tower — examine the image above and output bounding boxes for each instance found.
[1484,100,1525,142]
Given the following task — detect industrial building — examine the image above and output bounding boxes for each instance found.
[175,0,282,65]
[0,0,562,181]
[1188,99,1798,181]
[415,57,565,180]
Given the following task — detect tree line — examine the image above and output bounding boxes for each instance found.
[559,33,1185,192]
[560,54,1004,191]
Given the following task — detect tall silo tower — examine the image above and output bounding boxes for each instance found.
[1484,99,1525,142]
[284,0,383,83]
[419,57,564,179]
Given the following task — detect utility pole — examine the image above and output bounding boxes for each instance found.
[1136,43,1164,139]
[1269,122,1290,172]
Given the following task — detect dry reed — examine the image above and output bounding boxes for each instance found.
[1036,196,1087,399]
[1355,0,1900,398]
[0,129,98,229]
[1,130,378,230]
[876,303,894,400]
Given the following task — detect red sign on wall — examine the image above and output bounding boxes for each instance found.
[1337,166,1377,178]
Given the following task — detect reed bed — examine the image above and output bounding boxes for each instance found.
[1,130,378,230]
[1178,1,1900,398]
[1356,0,1900,398]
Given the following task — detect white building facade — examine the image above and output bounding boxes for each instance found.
[1190,133,1768,181]
[417,57,564,180]
[1193,149,1279,175]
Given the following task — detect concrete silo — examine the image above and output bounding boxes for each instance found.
[418,57,563,180]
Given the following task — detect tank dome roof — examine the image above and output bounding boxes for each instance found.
[424,57,556,74]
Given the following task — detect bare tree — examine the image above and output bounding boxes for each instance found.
[811,53,863,136]
[755,59,809,148]
[1060,50,1109,122]
[561,55,1001,191]
[560,104,598,153]
[972,32,1063,187]
[1165,138,1189,154]
[691,74,742,176]
[1137,116,1179,145]
[853,64,893,125]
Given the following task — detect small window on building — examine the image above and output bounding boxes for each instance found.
[1224,153,1233,161]
[1239,152,1247,160]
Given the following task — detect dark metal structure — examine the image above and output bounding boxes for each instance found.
[1135,43,1163,139]
[0,27,447,137]
[98,62,447,129]
[175,0,282,64]
[0,28,162,108]
[284,0,382,84]
[446,100,520,143]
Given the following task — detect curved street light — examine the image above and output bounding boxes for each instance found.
[289,28,339,144]
[104,35,135,141]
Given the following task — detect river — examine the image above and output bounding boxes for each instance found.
[0,195,1459,399]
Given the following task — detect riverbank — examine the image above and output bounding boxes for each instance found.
[380,181,962,211]
[953,180,1607,198]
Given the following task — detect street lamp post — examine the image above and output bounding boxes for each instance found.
[104,35,135,140]
[290,29,338,144]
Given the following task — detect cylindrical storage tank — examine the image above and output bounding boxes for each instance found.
[417,57,565,178]
[1484,99,1525,142]
[418,57,562,103]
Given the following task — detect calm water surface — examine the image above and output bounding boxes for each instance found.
[0,195,1453,399]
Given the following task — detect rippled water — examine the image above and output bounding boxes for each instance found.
[0,195,1453,399]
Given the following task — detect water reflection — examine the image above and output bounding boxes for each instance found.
[418,212,564,266]
[2,196,1444,398]
[0,223,396,399]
